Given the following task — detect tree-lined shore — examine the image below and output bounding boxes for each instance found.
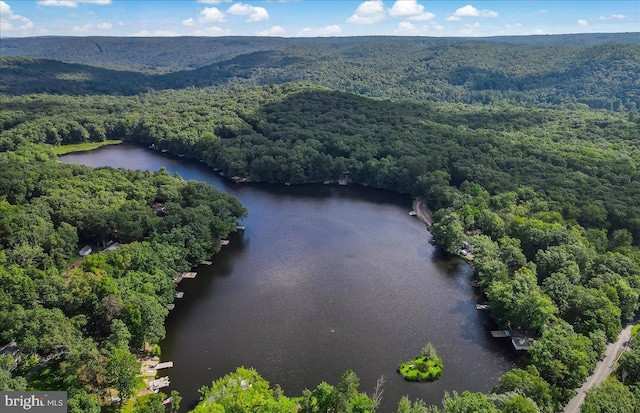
[1,33,639,412]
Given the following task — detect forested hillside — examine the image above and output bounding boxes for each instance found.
[2,85,639,239]
[2,35,639,110]
[2,33,640,412]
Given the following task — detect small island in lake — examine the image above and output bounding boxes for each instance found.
[397,343,443,382]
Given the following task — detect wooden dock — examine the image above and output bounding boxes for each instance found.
[182,272,197,279]
[147,376,170,391]
[174,292,184,299]
[491,330,511,338]
[221,240,230,246]
[154,361,173,370]
[236,225,246,231]
[201,260,212,265]
[512,337,535,351]
[173,275,183,283]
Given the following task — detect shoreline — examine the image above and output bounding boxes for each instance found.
[412,197,433,228]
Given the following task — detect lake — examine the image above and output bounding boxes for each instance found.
[60,144,516,412]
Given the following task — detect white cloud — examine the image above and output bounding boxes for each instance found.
[534,29,546,34]
[96,22,112,29]
[227,3,269,22]
[599,14,628,20]
[256,25,286,36]
[37,0,111,7]
[453,5,498,18]
[118,21,125,26]
[298,25,342,36]
[388,0,435,21]
[193,26,232,36]
[445,15,460,21]
[73,24,92,32]
[515,22,523,27]
[133,30,180,37]
[347,0,385,24]
[394,21,429,35]
[577,19,589,26]
[199,7,226,23]
[459,21,480,35]
[0,1,34,31]
[197,0,231,3]
[183,17,196,27]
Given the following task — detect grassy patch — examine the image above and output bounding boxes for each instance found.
[398,344,443,382]
[632,324,639,338]
[52,140,122,155]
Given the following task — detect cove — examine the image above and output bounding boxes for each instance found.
[60,144,517,412]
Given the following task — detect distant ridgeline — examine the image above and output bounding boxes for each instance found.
[1,33,639,111]
[1,33,640,412]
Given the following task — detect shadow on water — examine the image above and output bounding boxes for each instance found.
[60,144,519,412]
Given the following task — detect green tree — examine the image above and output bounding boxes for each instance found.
[442,391,499,413]
[529,322,597,403]
[581,378,637,413]
[105,348,139,403]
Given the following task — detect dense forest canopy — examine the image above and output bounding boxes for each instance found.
[1,33,640,412]
[1,34,639,111]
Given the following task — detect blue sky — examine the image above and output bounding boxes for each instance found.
[1,1,638,38]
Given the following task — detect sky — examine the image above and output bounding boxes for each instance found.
[1,0,638,38]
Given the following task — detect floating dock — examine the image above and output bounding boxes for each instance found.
[221,240,230,246]
[182,272,197,279]
[491,330,511,338]
[147,376,170,391]
[174,292,184,299]
[201,260,212,265]
[173,275,183,283]
[154,361,174,370]
[166,304,175,310]
[476,304,488,310]
[236,225,246,231]
[512,337,535,351]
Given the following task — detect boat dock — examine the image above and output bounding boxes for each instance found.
[221,240,230,246]
[491,330,511,338]
[182,272,197,279]
[236,225,246,231]
[154,361,174,370]
[511,337,535,351]
[476,304,488,310]
[147,376,170,392]
[201,260,212,265]
[166,304,175,310]
[175,292,184,299]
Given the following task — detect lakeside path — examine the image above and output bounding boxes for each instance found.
[563,324,634,413]
[412,197,433,227]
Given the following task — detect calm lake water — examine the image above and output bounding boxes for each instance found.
[60,144,517,412]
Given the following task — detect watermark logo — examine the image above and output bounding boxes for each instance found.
[1,392,67,412]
